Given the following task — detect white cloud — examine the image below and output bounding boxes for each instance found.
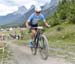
[0,4,18,16]
[12,0,37,9]
[0,0,51,16]
[13,0,51,9]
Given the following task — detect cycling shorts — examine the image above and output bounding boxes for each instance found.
[30,24,38,30]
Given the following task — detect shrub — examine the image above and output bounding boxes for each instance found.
[48,1,75,26]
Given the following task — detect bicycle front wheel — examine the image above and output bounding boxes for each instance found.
[39,34,49,60]
[31,41,37,55]
[31,47,37,55]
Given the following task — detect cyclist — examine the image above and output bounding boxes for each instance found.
[26,6,50,47]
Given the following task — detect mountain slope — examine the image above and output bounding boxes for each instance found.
[0,6,27,25]
[0,0,59,27]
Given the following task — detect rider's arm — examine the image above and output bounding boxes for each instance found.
[25,21,30,28]
[44,21,50,28]
[25,13,34,28]
[40,14,50,28]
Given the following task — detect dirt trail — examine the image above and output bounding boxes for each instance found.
[6,41,72,64]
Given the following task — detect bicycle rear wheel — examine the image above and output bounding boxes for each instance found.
[39,35,49,60]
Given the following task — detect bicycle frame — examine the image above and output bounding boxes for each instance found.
[34,29,43,48]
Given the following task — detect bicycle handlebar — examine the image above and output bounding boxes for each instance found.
[30,26,43,29]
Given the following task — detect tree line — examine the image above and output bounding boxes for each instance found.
[46,0,75,26]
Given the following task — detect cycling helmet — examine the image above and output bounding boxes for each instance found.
[35,6,42,12]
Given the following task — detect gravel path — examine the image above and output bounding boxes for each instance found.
[5,41,72,64]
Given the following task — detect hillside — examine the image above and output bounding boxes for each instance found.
[15,0,75,51]
[0,0,59,28]
[47,1,75,26]
[44,1,75,61]
[14,1,75,63]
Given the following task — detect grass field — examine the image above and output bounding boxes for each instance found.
[13,23,75,62]
[0,42,12,64]
[0,23,75,62]
[14,23,75,50]
[0,42,7,60]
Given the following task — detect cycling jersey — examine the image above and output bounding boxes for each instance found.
[27,13,46,25]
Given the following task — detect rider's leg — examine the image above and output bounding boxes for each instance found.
[29,29,37,48]
[29,24,38,47]
[31,24,38,39]
[31,29,37,40]
[31,29,37,39]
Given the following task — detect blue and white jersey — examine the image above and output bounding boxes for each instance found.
[27,13,46,25]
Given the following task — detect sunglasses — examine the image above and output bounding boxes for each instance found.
[36,12,40,13]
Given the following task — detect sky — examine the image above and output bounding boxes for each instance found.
[0,0,51,16]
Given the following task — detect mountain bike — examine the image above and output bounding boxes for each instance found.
[30,26,49,60]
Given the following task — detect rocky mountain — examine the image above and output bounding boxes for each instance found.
[0,6,27,25]
[0,0,59,27]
